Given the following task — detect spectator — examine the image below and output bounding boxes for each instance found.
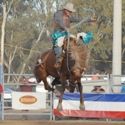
[19,76,35,92]
[91,72,100,80]
[91,86,105,93]
[121,82,125,93]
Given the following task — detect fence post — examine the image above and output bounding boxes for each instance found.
[0,65,4,120]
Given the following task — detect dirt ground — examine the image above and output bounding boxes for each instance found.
[0,120,125,125]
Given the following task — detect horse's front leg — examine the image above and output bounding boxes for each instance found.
[77,82,85,110]
[43,79,54,91]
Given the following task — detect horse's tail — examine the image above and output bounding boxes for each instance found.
[35,50,52,66]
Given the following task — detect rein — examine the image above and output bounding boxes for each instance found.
[66,33,71,74]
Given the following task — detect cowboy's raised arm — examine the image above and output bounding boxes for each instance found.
[70,15,82,23]
[70,15,96,23]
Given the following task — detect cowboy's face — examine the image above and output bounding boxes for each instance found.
[64,9,72,17]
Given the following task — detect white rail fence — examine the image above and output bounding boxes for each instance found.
[0,74,125,120]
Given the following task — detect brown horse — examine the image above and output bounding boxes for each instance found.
[34,36,90,110]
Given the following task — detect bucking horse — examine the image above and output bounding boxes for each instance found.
[34,34,90,110]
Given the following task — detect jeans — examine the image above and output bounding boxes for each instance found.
[53,46,62,63]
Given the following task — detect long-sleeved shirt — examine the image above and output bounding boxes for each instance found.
[52,10,81,31]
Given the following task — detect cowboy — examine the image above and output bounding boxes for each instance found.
[51,3,76,69]
[51,2,96,69]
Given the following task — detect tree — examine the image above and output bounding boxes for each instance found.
[2,0,125,75]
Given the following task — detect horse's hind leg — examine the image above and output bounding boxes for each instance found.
[56,77,66,111]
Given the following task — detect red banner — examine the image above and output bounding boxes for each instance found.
[0,84,3,93]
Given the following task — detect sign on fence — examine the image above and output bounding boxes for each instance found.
[12,91,46,110]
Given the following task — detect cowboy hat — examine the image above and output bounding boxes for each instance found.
[63,3,76,12]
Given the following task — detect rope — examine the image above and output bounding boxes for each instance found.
[66,31,71,73]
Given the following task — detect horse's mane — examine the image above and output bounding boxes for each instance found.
[76,45,90,68]
[65,35,90,70]
[67,41,90,71]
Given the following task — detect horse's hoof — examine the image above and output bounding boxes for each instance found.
[79,104,85,110]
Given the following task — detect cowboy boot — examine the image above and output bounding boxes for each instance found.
[54,60,62,69]
[54,58,64,76]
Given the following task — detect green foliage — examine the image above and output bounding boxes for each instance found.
[71,0,113,72]
[1,0,124,74]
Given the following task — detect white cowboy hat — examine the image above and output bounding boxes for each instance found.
[63,3,76,12]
